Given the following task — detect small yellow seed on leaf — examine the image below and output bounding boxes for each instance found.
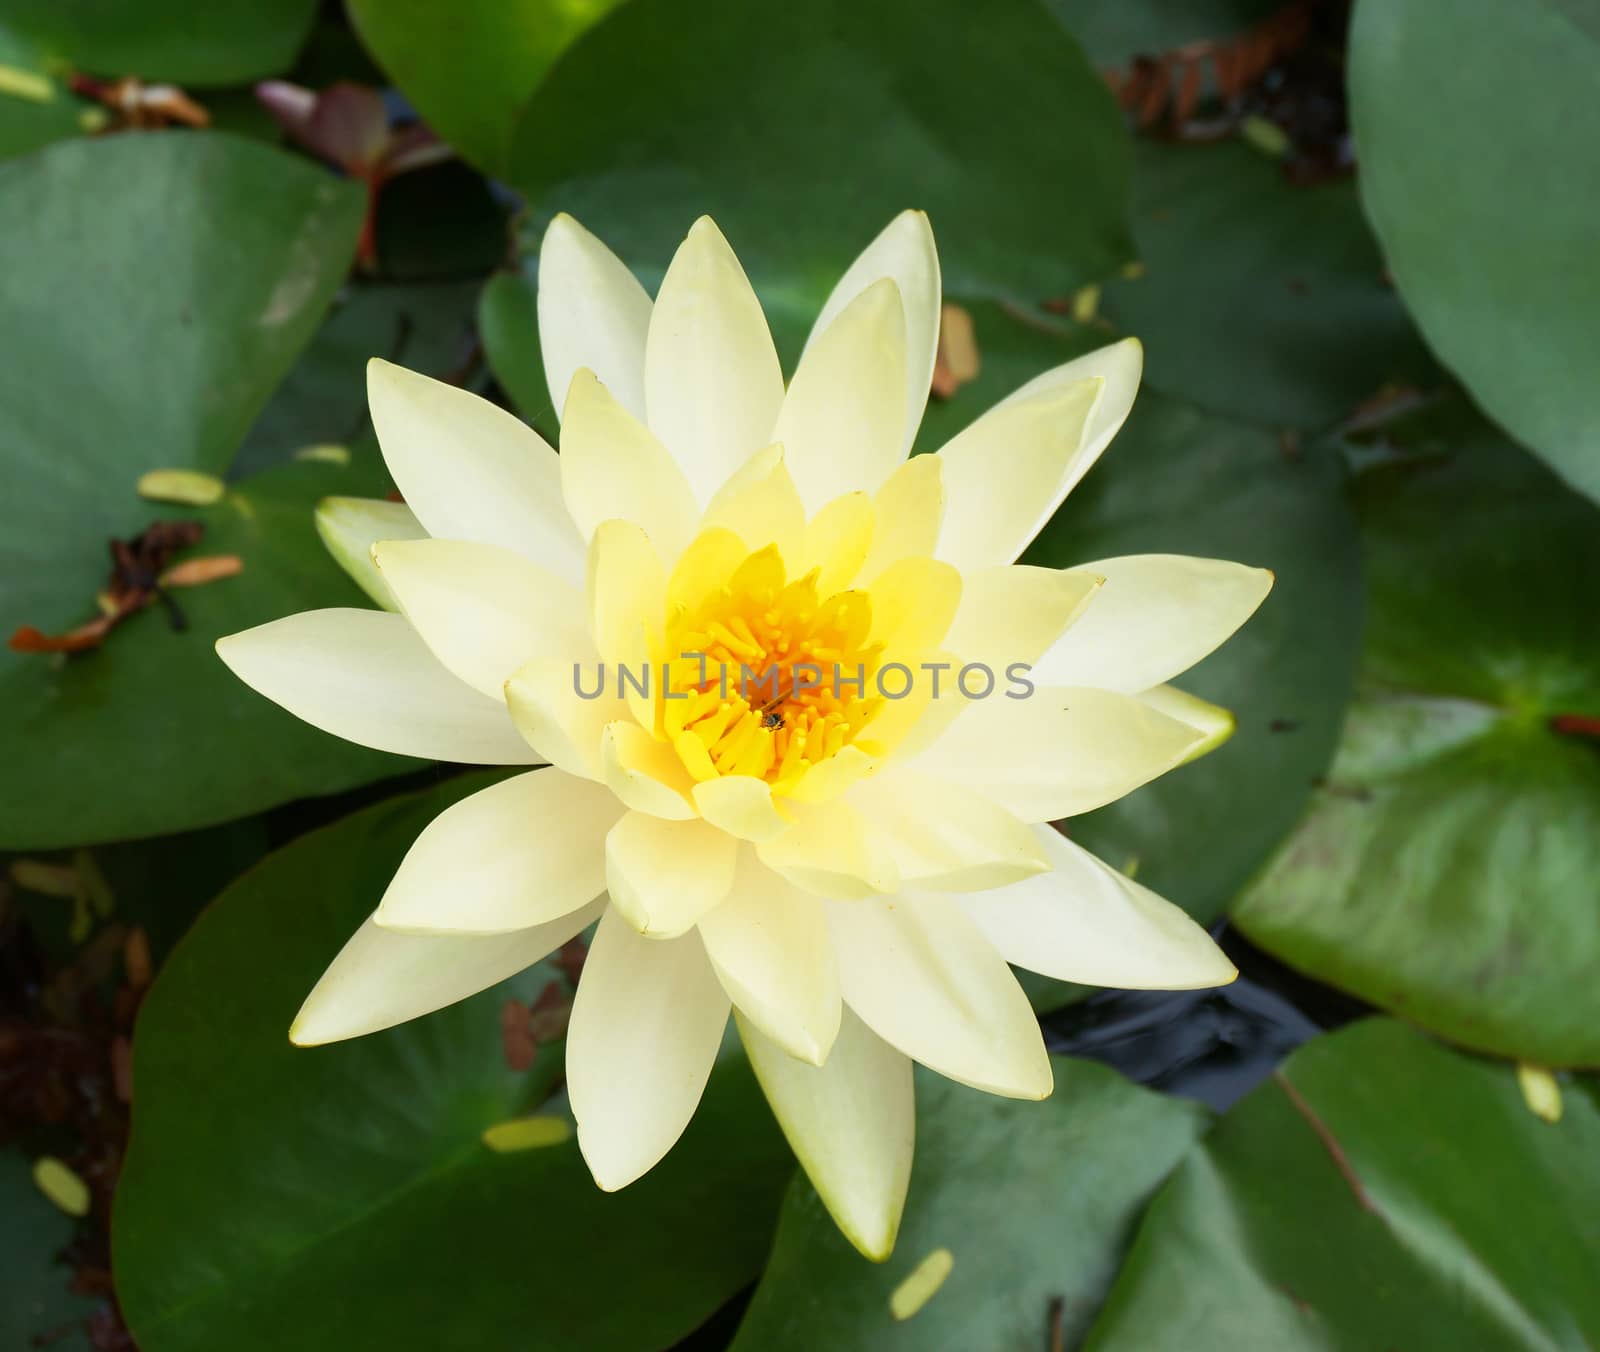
[889,1247,954,1320]
[137,469,225,506]
[481,1116,572,1152]
[78,106,110,132]
[33,1157,90,1217]
[1071,284,1101,324]
[293,443,352,466]
[0,64,53,103]
[1516,1063,1562,1124]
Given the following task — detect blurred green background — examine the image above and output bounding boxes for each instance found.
[2,0,1597,1347]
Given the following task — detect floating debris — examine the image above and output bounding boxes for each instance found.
[137,469,226,507]
[481,1117,573,1153]
[33,1157,92,1217]
[889,1247,954,1320]
[930,304,980,399]
[1516,1064,1562,1124]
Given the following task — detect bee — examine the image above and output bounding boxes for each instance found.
[761,708,786,731]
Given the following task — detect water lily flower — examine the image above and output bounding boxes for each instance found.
[217,211,1270,1259]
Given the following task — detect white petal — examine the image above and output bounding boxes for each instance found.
[849,770,1049,892]
[538,213,653,424]
[913,684,1203,822]
[559,368,700,560]
[291,897,605,1046]
[739,1007,912,1261]
[699,854,841,1064]
[605,812,738,938]
[504,655,626,780]
[567,907,730,1190]
[366,359,584,579]
[943,564,1103,671]
[374,770,620,934]
[645,217,785,504]
[958,827,1237,989]
[700,443,805,559]
[314,496,425,609]
[933,376,1103,571]
[216,609,537,765]
[1031,554,1273,693]
[804,210,940,459]
[373,538,589,701]
[774,276,907,512]
[692,775,789,842]
[828,894,1051,1099]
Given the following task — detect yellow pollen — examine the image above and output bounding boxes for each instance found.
[665,543,881,790]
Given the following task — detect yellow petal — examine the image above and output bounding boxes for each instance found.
[292,898,604,1045]
[957,826,1237,989]
[849,770,1050,892]
[505,654,626,780]
[868,556,962,651]
[774,276,907,511]
[605,812,738,938]
[314,496,424,609]
[1031,554,1273,693]
[913,684,1204,822]
[373,770,620,934]
[860,454,943,583]
[700,443,805,560]
[666,526,749,616]
[372,538,589,701]
[795,491,875,595]
[567,908,729,1190]
[943,564,1103,671]
[644,216,784,504]
[215,609,539,765]
[558,368,700,561]
[692,775,789,842]
[758,798,899,899]
[932,377,1103,570]
[601,721,699,819]
[1137,683,1236,764]
[588,519,666,732]
[828,894,1052,1099]
[699,853,841,1064]
[739,1008,913,1262]
[538,213,653,425]
[366,358,584,579]
[805,210,940,460]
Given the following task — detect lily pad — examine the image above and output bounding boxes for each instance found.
[505,0,1134,322]
[0,133,413,848]
[1232,402,1600,1066]
[114,772,793,1352]
[730,1060,1207,1351]
[3,0,318,85]
[1350,0,1600,503]
[0,1151,97,1350]
[1081,1018,1600,1349]
[348,0,624,174]
[1094,139,1435,429]
[0,25,88,162]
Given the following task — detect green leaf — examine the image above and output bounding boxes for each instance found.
[1095,139,1435,429]
[0,459,418,850]
[1056,0,1280,65]
[348,0,625,174]
[1081,1019,1600,1349]
[0,133,399,848]
[479,267,556,436]
[731,1060,1208,1351]
[235,280,483,478]
[504,0,1133,340]
[4,0,318,85]
[1232,402,1600,1066]
[115,772,794,1352]
[1350,0,1600,502]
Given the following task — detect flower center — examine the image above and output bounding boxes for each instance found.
[663,544,883,789]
